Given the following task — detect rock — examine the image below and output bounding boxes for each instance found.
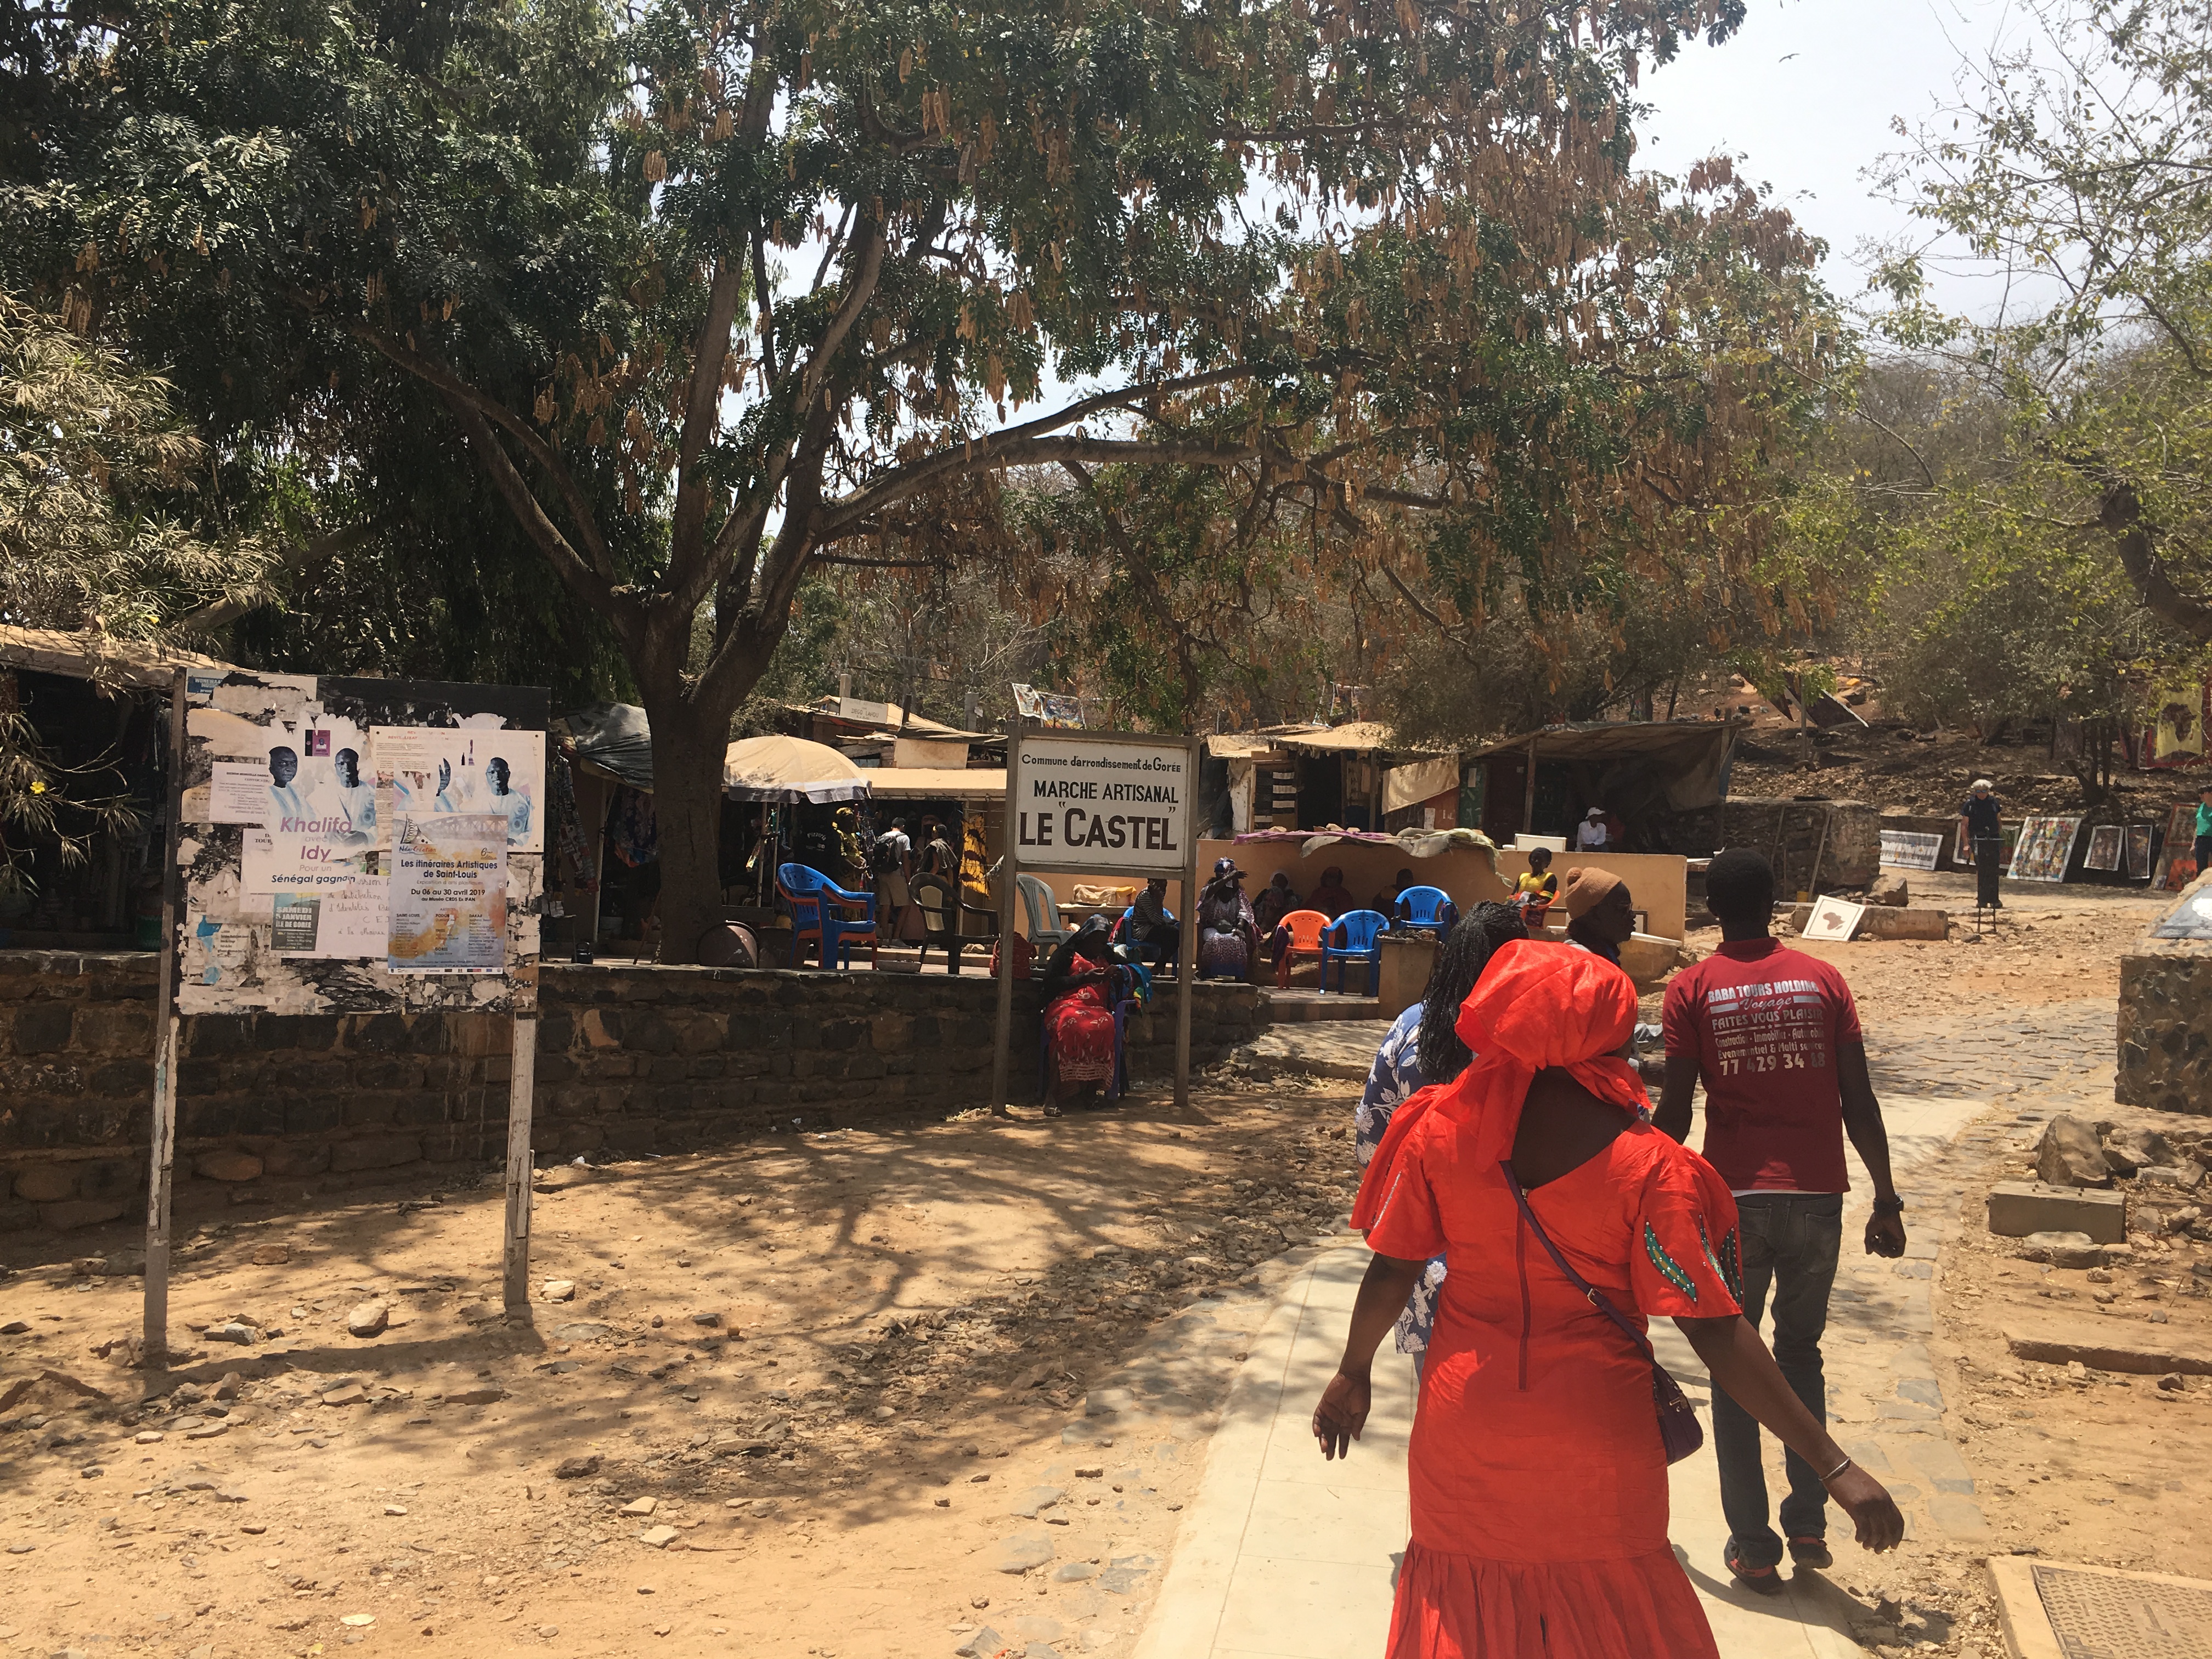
[2140,1164,2207,1192]
[1084,1389,1133,1417]
[212,1373,242,1401]
[346,1302,390,1339]
[206,1323,259,1346]
[1866,872,1909,906]
[2015,1231,2106,1269]
[12,1166,77,1203]
[620,1498,658,1517]
[43,1199,128,1231]
[555,1322,611,1341]
[1051,1563,1097,1583]
[339,1613,375,1627]
[554,1455,602,1480]
[955,1628,1006,1658]
[134,1431,164,1444]
[185,1422,228,1440]
[2159,1374,2187,1392]
[250,1244,291,1266]
[1073,1465,1104,1479]
[194,1149,264,1183]
[1007,1486,1064,1519]
[541,1280,577,1302]
[443,1387,506,1406]
[690,1312,721,1328]
[2,1320,30,1335]
[748,1499,778,1518]
[384,1504,408,1516]
[990,1530,1056,1574]
[2035,1116,2111,1188]
[637,1525,680,1549]
[322,1385,367,1407]
[456,1302,500,1324]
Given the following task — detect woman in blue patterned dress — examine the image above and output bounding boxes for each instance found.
[1353,902,1528,1373]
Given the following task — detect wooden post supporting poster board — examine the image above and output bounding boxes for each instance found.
[989,729,1203,1115]
[148,670,550,1359]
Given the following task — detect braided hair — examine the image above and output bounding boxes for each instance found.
[1413,901,1530,1084]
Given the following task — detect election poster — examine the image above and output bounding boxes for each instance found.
[388,814,507,973]
[372,727,544,853]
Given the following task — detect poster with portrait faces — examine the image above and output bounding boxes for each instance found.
[371,727,544,853]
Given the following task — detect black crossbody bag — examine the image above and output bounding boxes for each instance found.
[1503,1162,1705,1465]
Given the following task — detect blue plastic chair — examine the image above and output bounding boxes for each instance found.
[776,862,877,969]
[1321,909,1389,995]
[1111,905,1176,967]
[1394,884,1458,933]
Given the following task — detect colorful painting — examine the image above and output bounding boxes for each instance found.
[2007,816,2082,883]
[2163,803,2202,890]
[2083,825,2124,872]
[2126,823,2157,882]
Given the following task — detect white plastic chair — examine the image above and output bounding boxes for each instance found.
[1018,873,1074,950]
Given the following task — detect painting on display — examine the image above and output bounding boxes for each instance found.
[1878,830,1945,872]
[2147,680,2210,768]
[1800,896,1866,943]
[2008,816,2082,883]
[2083,825,2125,872]
[2163,803,2203,890]
[2126,823,2157,882]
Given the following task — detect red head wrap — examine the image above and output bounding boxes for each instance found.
[1351,940,1647,1232]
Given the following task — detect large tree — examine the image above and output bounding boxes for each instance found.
[1878,0,2212,648]
[10,0,1830,958]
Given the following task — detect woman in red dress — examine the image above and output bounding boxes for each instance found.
[1040,917,1120,1103]
[1314,942,1901,1658]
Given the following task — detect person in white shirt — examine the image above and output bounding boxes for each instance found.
[1575,807,1610,850]
[330,748,377,843]
[484,755,532,840]
[267,746,309,827]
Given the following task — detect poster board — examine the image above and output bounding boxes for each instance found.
[2125,823,2157,882]
[152,669,552,1356]
[2145,681,2209,768]
[2083,825,2125,872]
[1878,830,1945,872]
[2007,816,2081,883]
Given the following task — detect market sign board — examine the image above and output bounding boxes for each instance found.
[1011,732,1194,878]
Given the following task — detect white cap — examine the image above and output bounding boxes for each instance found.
[1972,778,1993,791]
[1585,807,1604,818]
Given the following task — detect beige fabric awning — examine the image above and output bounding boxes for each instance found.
[1384,754,1462,812]
[865,768,1007,802]
[723,735,872,803]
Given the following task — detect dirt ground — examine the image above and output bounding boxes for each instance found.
[3,872,2199,1659]
[0,1082,1361,1659]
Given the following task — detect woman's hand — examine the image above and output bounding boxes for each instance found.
[1312,1368,1372,1460]
[1827,1464,1905,1553]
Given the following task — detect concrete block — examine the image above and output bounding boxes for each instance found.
[1987,1180,2126,1243]
[1859,907,1949,941]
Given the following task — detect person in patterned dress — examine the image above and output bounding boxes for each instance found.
[1355,902,1529,1374]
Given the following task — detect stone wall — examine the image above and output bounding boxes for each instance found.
[2117,876,2212,1114]
[1719,797,1881,893]
[0,953,1263,1234]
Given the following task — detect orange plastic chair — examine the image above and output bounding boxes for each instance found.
[1274,909,1332,988]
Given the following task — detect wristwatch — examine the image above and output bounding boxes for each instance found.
[1871,1196,1905,1216]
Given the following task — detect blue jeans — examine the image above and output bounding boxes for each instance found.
[1713,1193,1843,1568]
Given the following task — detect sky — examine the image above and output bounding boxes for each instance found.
[1635,0,2045,320]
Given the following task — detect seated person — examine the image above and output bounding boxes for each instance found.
[1251,870,1300,933]
[1372,867,1415,915]
[1126,877,1180,969]
[1308,865,1356,920]
[1513,846,1559,929]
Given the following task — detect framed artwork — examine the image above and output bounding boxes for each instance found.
[1879,830,1945,872]
[2007,816,2082,883]
[1801,896,1866,942]
[2083,825,2125,872]
[2163,803,2202,890]
[2125,824,2157,882]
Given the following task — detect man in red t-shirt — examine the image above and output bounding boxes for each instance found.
[1657,848,1905,1595]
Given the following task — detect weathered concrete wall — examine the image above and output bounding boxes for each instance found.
[2117,877,2212,1114]
[0,953,1263,1233]
[1719,798,1881,893]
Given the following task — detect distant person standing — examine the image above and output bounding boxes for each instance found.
[1656,847,1906,1595]
[872,816,913,937]
[1576,806,1610,850]
[2197,783,2212,879]
[1959,778,2004,909]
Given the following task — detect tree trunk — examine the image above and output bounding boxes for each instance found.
[2106,481,2212,641]
[636,692,733,966]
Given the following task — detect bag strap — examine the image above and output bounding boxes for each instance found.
[1502,1161,1656,1364]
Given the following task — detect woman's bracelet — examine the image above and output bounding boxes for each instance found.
[1820,1455,1854,1484]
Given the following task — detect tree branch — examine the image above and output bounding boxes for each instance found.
[2101,477,2212,642]
[665,256,747,579]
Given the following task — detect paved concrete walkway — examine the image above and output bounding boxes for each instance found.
[1137,998,2120,1659]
